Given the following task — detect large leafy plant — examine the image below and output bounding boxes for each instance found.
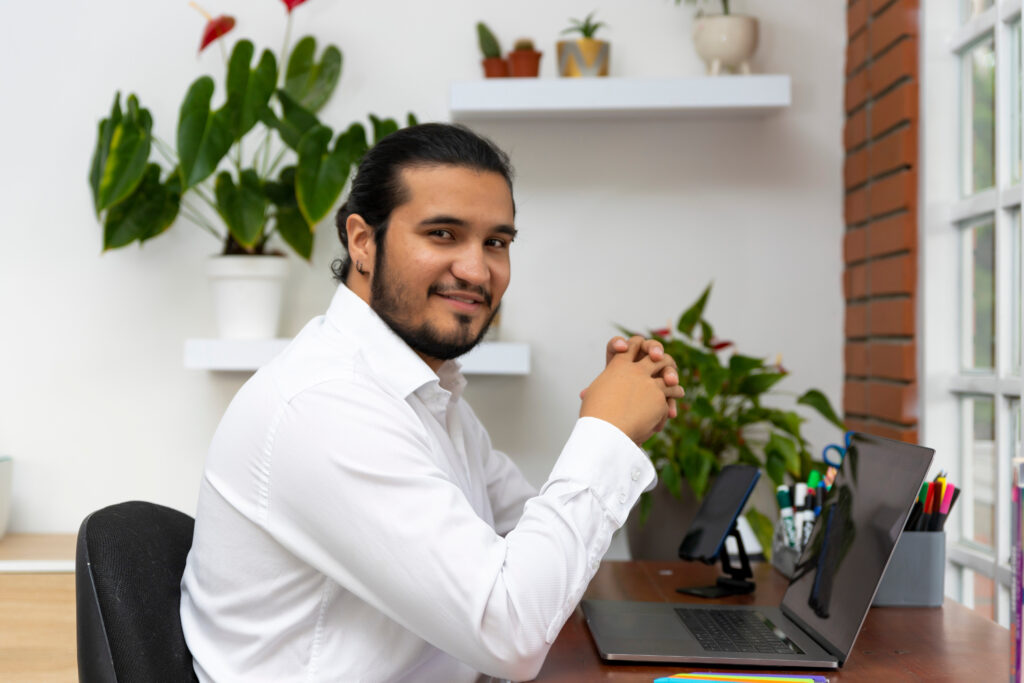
[626,283,845,555]
[89,0,416,260]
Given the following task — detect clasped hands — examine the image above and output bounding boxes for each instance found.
[579,335,686,445]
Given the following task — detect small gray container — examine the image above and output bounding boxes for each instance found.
[873,531,945,607]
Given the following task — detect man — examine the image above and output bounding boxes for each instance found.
[180,123,683,682]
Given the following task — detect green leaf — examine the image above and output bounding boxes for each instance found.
[676,282,712,337]
[797,389,846,431]
[682,448,714,499]
[765,450,786,486]
[215,169,267,249]
[659,460,682,499]
[768,433,801,477]
[699,319,715,347]
[407,112,420,127]
[225,41,278,140]
[369,113,399,144]
[745,508,775,561]
[94,94,153,211]
[295,123,367,225]
[177,76,234,189]
[737,443,762,468]
[692,396,715,418]
[265,167,313,260]
[701,365,725,398]
[738,372,785,396]
[102,164,181,249]
[638,491,653,525]
[90,93,123,213]
[283,36,342,113]
[729,353,764,375]
[767,410,804,438]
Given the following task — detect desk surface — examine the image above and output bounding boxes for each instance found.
[536,560,1010,681]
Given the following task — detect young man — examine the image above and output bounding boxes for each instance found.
[180,124,683,682]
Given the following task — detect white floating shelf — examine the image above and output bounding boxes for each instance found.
[184,339,531,375]
[450,75,791,121]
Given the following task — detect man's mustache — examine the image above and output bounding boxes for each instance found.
[429,281,493,307]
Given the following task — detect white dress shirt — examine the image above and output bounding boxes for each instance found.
[180,284,656,682]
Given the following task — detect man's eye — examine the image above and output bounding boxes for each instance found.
[485,238,508,249]
[430,229,454,240]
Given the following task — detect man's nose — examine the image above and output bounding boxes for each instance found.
[451,244,489,285]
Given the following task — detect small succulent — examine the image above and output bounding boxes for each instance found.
[513,38,536,52]
[561,11,607,39]
[476,22,502,59]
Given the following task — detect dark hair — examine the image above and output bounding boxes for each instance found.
[331,123,515,282]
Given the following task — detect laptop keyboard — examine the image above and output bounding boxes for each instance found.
[675,608,804,655]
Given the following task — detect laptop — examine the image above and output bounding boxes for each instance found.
[583,432,934,668]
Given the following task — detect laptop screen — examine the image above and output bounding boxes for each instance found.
[780,433,934,662]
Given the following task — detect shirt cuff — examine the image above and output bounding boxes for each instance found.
[543,416,656,527]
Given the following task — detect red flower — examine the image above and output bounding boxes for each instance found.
[281,0,309,11]
[709,338,733,351]
[199,15,235,52]
[651,327,671,338]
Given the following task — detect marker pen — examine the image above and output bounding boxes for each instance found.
[777,486,797,548]
[795,483,814,550]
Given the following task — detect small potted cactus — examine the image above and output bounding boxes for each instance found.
[476,22,509,78]
[557,11,610,77]
[508,38,542,77]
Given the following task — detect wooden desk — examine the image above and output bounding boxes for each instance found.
[537,560,1010,681]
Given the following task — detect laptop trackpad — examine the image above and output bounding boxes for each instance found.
[591,609,690,639]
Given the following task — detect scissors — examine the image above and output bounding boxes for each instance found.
[822,431,853,488]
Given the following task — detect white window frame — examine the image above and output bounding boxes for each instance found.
[921,0,1024,626]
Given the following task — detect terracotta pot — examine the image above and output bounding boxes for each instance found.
[556,38,610,77]
[625,479,701,561]
[692,14,759,75]
[481,57,509,78]
[508,49,542,77]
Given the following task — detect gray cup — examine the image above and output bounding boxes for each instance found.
[873,531,945,607]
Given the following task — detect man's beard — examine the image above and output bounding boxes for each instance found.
[370,248,499,362]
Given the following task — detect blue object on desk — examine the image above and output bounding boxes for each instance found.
[822,431,853,468]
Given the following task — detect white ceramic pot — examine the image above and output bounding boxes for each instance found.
[206,255,290,339]
[0,456,11,539]
[692,14,759,76]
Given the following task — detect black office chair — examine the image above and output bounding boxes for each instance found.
[75,501,200,683]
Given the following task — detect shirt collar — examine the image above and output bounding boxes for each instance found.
[324,285,466,405]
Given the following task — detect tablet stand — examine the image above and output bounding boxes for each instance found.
[676,521,756,598]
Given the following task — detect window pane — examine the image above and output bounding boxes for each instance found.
[963,218,996,369]
[967,396,996,550]
[973,570,997,620]
[963,39,996,195]
[1014,212,1022,374]
[1012,22,1022,185]
[963,0,994,22]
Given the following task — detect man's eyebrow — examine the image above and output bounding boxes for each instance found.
[420,216,518,240]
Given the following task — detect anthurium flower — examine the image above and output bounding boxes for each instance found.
[708,338,733,351]
[281,0,310,12]
[651,327,671,338]
[200,14,235,52]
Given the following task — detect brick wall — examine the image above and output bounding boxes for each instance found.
[842,0,919,443]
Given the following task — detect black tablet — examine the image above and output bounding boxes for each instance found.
[678,464,760,563]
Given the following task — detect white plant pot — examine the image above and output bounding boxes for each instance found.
[692,14,759,76]
[206,255,289,340]
[0,457,11,539]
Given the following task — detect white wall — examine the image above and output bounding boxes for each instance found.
[0,0,844,537]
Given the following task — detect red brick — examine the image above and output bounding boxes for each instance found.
[868,37,918,97]
[845,380,869,415]
[871,83,918,138]
[869,0,919,57]
[849,0,868,38]
[850,420,918,442]
[846,263,868,299]
[868,297,914,335]
[869,169,916,217]
[846,148,869,188]
[844,417,874,433]
[868,341,916,380]
[846,108,868,150]
[846,303,868,338]
[869,0,899,15]
[848,32,869,75]
[846,70,870,112]
[867,381,917,423]
[846,342,869,376]
[846,187,870,225]
[868,211,916,256]
[869,253,916,295]
[844,227,868,264]
[869,126,917,177]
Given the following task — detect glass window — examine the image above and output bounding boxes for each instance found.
[1011,22,1022,185]
[963,217,996,370]
[963,38,996,195]
[966,396,996,550]
[963,0,995,21]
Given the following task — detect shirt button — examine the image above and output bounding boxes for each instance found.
[618,492,627,504]
[631,469,640,481]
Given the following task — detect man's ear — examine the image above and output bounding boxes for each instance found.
[346,214,376,274]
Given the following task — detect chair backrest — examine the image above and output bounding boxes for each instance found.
[76,501,199,683]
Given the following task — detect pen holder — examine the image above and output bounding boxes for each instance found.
[770,521,800,579]
[873,531,945,607]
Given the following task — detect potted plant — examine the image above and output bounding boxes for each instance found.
[88,0,416,339]
[677,0,759,75]
[557,11,610,77]
[477,22,509,78]
[508,39,543,78]
[622,283,845,560]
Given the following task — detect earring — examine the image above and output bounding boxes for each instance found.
[356,261,366,275]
